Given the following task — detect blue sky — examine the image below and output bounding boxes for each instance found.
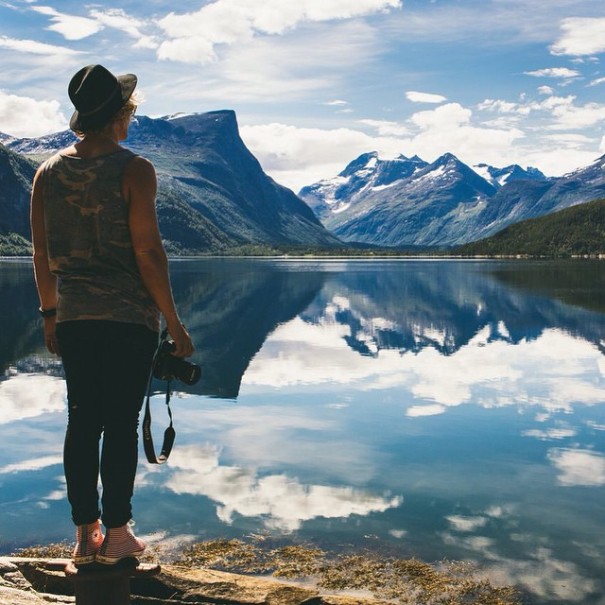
[1,0,605,189]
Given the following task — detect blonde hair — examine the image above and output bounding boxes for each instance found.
[75,92,140,138]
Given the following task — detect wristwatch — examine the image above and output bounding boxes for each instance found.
[39,307,57,318]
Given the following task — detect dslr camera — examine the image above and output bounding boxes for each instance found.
[152,340,201,385]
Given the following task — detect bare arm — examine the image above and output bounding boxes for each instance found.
[124,156,194,357]
[30,165,59,355]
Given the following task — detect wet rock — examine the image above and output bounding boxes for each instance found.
[0,586,48,604]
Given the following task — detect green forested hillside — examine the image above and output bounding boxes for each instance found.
[456,198,605,257]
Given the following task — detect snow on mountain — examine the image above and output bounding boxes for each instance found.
[4,130,77,154]
[473,163,548,188]
[300,151,604,248]
[299,152,428,221]
[0,133,18,146]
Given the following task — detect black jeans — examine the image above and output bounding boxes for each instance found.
[56,320,158,528]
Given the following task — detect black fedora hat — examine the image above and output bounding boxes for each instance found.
[68,64,137,132]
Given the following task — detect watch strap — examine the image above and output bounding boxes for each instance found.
[39,307,57,318]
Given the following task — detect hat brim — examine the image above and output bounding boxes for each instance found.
[69,73,138,132]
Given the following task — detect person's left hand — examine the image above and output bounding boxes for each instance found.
[43,316,60,356]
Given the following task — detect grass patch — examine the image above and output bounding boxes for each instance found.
[174,538,522,605]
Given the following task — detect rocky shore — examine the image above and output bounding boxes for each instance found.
[0,557,380,605]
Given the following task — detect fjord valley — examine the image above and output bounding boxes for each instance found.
[2,108,605,256]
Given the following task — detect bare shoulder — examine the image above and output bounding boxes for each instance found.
[125,155,156,179]
[32,157,51,187]
[123,155,157,200]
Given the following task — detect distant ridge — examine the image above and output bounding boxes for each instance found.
[300,150,605,248]
[455,197,605,257]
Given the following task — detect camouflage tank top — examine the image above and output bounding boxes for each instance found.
[41,148,160,332]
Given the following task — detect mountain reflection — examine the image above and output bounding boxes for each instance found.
[168,259,327,397]
[300,260,605,359]
[2,259,605,399]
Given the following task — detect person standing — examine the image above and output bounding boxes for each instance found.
[30,64,194,565]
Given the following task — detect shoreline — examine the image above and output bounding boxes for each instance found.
[1,539,523,604]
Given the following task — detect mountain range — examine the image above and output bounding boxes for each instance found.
[299,151,605,247]
[0,110,339,255]
[2,108,605,255]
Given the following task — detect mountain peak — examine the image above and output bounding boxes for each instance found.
[473,163,548,188]
[340,152,379,177]
[433,152,462,167]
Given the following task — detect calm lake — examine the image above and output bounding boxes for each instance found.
[1,257,604,604]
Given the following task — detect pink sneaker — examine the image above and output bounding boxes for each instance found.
[73,520,104,566]
[96,523,145,565]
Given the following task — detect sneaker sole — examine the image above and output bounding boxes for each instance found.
[95,550,145,565]
[73,554,97,566]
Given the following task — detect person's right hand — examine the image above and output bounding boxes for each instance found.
[166,319,194,358]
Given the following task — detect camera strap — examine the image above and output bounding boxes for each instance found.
[142,330,176,464]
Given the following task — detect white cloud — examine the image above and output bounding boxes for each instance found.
[146,443,402,532]
[240,89,602,194]
[89,8,157,49]
[410,102,471,128]
[544,96,605,130]
[478,94,605,130]
[240,122,402,190]
[240,99,534,190]
[156,19,382,107]
[406,90,447,104]
[156,36,217,64]
[0,90,67,137]
[524,67,580,79]
[403,103,525,169]
[324,99,350,106]
[31,6,103,40]
[550,17,605,57]
[478,99,532,115]
[0,34,82,56]
[537,86,554,95]
[30,5,157,48]
[548,449,605,487]
[156,0,401,64]
[358,119,410,136]
[589,76,605,87]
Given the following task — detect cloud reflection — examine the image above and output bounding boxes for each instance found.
[141,444,402,532]
[0,374,65,424]
[547,448,605,487]
[243,312,605,421]
[440,502,602,602]
[443,532,598,602]
[0,454,62,474]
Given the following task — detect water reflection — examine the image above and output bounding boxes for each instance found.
[1,259,604,604]
[140,443,402,532]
